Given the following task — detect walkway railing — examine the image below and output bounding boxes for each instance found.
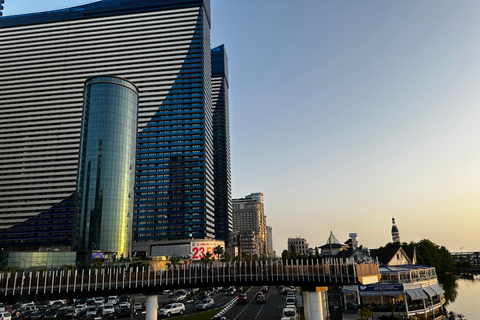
[0,260,379,298]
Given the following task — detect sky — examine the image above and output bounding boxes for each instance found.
[3,0,480,255]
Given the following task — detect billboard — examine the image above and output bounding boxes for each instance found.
[190,241,224,260]
[91,252,104,259]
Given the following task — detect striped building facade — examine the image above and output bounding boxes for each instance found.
[0,0,224,252]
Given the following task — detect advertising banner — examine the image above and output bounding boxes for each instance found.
[359,283,404,291]
[91,252,104,259]
[190,241,224,260]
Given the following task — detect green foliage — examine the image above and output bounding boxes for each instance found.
[166,255,181,270]
[281,250,290,262]
[3,265,18,273]
[64,265,76,271]
[289,244,297,259]
[381,239,454,275]
[358,307,372,320]
[201,251,214,264]
[220,251,232,263]
[91,261,105,270]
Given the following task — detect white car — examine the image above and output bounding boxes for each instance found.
[107,296,118,305]
[94,297,105,304]
[281,307,298,320]
[158,303,185,317]
[0,312,11,320]
[196,298,214,310]
[102,304,115,316]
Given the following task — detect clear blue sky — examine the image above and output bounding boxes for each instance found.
[4,0,480,254]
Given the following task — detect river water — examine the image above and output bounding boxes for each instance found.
[442,274,480,319]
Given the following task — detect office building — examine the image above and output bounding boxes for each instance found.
[211,45,232,244]
[73,76,138,257]
[232,193,268,257]
[288,236,309,256]
[0,0,224,255]
[266,225,273,257]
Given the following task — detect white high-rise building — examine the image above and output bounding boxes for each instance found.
[0,0,223,253]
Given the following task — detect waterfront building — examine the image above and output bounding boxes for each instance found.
[287,236,309,256]
[232,193,268,257]
[0,0,226,256]
[211,45,232,245]
[73,76,138,258]
[343,264,445,319]
[319,231,348,256]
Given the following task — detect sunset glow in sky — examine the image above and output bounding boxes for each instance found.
[4,0,480,254]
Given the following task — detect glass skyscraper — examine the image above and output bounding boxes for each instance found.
[0,0,227,253]
[211,45,232,244]
[73,76,138,257]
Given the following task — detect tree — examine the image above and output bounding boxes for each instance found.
[344,238,352,249]
[289,244,297,259]
[3,266,18,273]
[91,261,105,270]
[213,245,224,259]
[358,307,372,320]
[166,255,181,270]
[64,265,76,271]
[201,251,215,265]
[220,252,232,263]
[281,250,290,262]
[314,246,320,258]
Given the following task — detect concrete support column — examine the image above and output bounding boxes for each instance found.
[145,295,158,320]
[303,287,328,320]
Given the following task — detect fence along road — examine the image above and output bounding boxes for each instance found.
[0,260,380,303]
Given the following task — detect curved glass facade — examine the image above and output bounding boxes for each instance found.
[73,76,138,257]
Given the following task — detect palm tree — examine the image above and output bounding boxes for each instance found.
[64,265,76,271]
[3,266,18,273]
[201,251,215,265]
[220,252,232,263]
[91,261,106,270]
[166,255,181,270]
[213,245,224,258]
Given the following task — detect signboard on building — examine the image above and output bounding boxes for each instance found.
[190,241,224,260]
[91,252,104,259]
[359,283,404,291]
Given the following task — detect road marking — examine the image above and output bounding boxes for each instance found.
[232,297,255,320]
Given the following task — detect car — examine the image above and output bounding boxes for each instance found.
[281,307,298,320]
[196,292,210,302]
[133,303,144,312]
[117,302,131,309]
[225,288,236,296]
[285,297,296,308]
[235,287,242,292]
[29,309,47,320]
[94,297,104,305]
[0,304,5,312]
[196,298,214,310]
[261,286,269,293]
[102,304,115,316]
[211,317,227,320]
[0,312,11,320]
[85,306,97,318]
[158,303,185,318]
[254,292,263,298]
[236,294,247,304]
[109,307,133,319]
[256,295,266,304]
[107,296,118,305]
[170,290,186,302]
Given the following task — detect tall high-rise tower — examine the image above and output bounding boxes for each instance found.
[73,76,138,257]
[391,217,400,243]
[232,193,268,257]
[0,0,217,252]
[211,45,232,244]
